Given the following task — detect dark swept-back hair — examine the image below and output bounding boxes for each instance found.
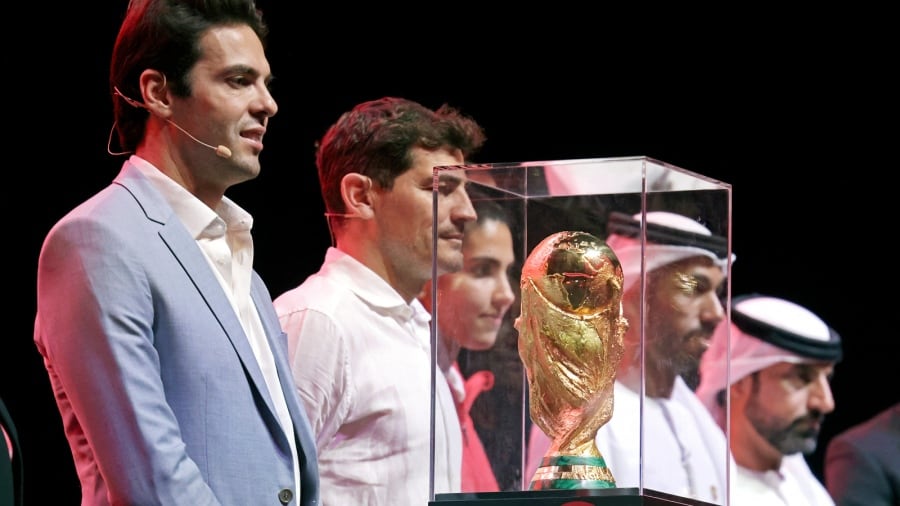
[315,96,487,216]
[110,0,269,152]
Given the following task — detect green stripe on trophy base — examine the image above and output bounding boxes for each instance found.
[529,478,616,490]
[529,454,616,490]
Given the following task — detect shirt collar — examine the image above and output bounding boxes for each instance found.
[128,155,252,238]
[323,247,432,324]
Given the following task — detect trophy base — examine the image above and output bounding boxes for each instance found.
[432,487,718,505]
[529,454,616,490]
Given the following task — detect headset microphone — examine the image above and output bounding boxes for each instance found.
[323,212,360,219]
[165,119,232,158]
[113,86,232,159]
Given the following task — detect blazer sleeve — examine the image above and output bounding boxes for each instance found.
[35,215,220,505]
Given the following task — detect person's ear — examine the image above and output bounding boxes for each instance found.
[340,173,375,219]
[140,70,171,118]
[730,375,753,406]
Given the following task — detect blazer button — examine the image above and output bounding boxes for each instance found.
[278,488,294,504]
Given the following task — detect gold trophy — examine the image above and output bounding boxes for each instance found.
[516,231,627,490]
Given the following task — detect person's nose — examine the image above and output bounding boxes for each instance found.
[700,290,725,324]
[451,188,477,225]
[494,274,516,312]
[809,373,836,414]
[254,84,278,119]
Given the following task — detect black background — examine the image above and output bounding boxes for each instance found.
[6,3,894,503]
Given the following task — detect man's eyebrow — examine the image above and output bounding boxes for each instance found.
[222,64,272,82]
[224,64,255,74]
[438,171,465,182]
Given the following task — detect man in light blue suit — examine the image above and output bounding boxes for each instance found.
[33,1,318,504]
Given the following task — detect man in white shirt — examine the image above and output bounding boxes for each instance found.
[696,294,842,506]
[275,97,487,506]
[526,210,733,504]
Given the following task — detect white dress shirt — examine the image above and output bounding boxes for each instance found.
[275,247,461,506]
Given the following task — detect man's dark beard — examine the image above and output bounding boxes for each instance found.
[753,410,824,455]
[681,367,701,391]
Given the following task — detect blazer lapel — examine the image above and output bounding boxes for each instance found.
[116,163,279,425]
[251,278,319,462]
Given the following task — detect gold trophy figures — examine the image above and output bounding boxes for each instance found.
[516,231,627,490]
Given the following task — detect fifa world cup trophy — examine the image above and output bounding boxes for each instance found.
[516,231,627,490]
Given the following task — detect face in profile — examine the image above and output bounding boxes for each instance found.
[170,25,277,183]
[375,147,475,290]
[741,361,836,455]
[435,216,516,351]
[638,256,727,382]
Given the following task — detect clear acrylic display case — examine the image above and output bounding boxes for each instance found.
[429,156,733,506]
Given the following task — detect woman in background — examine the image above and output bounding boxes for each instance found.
[421,198,517,492]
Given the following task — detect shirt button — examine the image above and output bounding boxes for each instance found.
[278,488,294,504]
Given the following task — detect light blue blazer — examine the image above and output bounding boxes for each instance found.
[34,161,319,505]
